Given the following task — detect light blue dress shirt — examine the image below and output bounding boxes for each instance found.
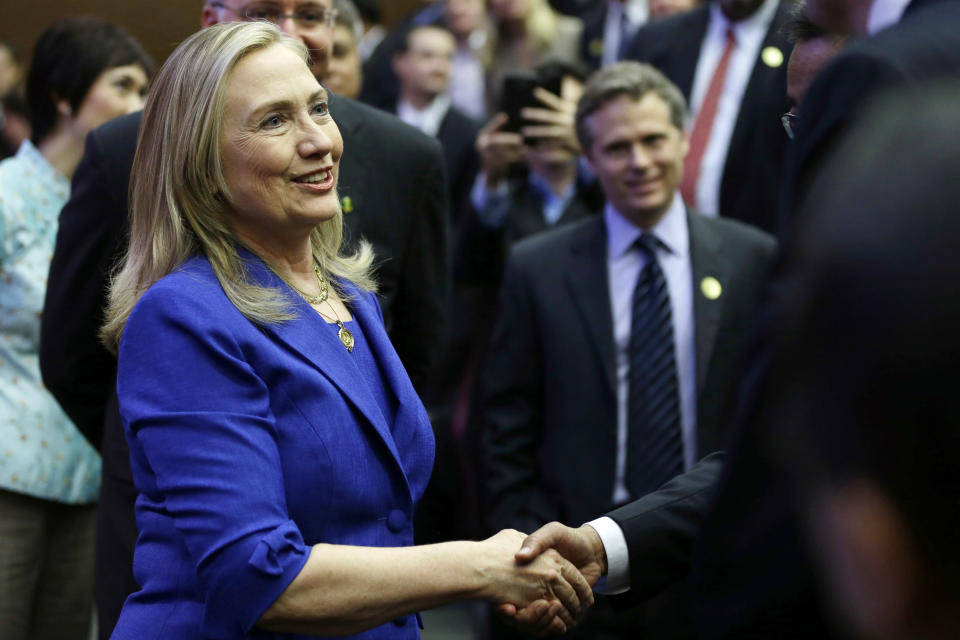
[604,195,697,506]
[0,140,100,503]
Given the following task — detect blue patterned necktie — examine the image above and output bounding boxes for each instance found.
[625,233,684,498]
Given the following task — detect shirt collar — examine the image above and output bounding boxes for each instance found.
[396,94,451,137]
[15,139,69,187]
[605,192,689,260]
[867,0,911,33]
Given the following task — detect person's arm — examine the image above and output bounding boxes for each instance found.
[118,279,592,637]
[259,530,591,635]
[41,118,134,449]
[499,451,725,632]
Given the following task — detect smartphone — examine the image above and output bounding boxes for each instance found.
[500,73,539,133]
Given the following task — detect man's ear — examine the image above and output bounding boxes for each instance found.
[812,479,920,640]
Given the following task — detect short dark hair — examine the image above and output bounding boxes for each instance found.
[534,58,590,88]
[396,24,456,55]
[780,2,829,43]
[575,61,687,152]
[27,17,153,144]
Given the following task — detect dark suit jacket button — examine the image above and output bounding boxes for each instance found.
[387,509,406,533]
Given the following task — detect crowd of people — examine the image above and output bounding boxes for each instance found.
[1,0,959,639]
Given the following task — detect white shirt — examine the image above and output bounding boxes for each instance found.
[867,0,911,33]
[396,95,451,138]
[605,195,698,509]
[687,0,779,216]
[450,35,489,121]
[602,0,650,67]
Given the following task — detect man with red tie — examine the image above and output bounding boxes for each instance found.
[626,0,791,234]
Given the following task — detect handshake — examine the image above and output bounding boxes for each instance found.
[478,523,609,636]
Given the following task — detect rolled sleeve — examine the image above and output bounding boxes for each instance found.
[117,280,310,636]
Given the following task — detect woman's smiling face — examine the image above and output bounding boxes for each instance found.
[219,42,343,248]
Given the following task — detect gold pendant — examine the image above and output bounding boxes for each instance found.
[336,321,354,352]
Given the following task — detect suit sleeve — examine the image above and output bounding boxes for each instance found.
[392,137,450,393]
[479,251,558,534]
[40,126,126,450]
[117,287,310,635]
[607,451,723,598]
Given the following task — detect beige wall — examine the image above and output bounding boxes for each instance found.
[3,0,423,73]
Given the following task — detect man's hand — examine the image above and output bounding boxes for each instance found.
[520,83,583,155]
[495,523,609,635]
[476,113,524,187]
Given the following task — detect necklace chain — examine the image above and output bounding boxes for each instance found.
[289,261,354,353]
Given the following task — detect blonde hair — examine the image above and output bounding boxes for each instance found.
[101,22,375,352]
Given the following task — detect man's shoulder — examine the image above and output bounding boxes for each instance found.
[691,210,777,255]
[510,216,604,269]
[90,110,143,155]
[633,3,708,41]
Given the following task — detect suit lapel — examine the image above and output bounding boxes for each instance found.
[687,211,730,392]
[565,219,617,395]
[666,7,711,98]
[242,255,409,483]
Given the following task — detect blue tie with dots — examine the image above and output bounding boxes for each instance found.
[626,233,684,497]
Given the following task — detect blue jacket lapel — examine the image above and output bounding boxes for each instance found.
[240,253,413,492]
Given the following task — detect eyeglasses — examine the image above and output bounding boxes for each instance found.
[780,112,799,140]
[209,2,339,30]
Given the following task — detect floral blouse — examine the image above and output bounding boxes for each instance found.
[0,140,100,503]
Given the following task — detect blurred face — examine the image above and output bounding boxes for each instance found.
[203,0,333,79]
[394,28,455,101]
[325,23,362,98]
[584,93,688,229]
[72,64,148,136]
[220,43,343,248]
[489,0,532,21]
[446,0,485,38]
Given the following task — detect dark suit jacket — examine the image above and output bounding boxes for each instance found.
[481,210,776,534]
[39,93,448,639]
[607,3,960,637]
[435,104,482,226]
[579,3,609,70]
[780,0,960,233]
[626,0,790,233]
[111,254,432,640]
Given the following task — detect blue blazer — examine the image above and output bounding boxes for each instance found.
[111,253,435,640]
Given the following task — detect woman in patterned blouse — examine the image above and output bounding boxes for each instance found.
[0,18,152,640]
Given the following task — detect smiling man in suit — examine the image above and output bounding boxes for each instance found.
[39,2,449,638]
[480,62,774,637]
[626,0,790,234]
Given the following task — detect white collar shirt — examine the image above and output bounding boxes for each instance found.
[396,94,451,138]
[687,0,780,216]
[867,0,911,33]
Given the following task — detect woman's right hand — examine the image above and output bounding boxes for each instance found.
[475,529,594,633]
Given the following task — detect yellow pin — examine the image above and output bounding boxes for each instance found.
[341,196,353,214]
[762,46,784,68]
[701,276,722,300]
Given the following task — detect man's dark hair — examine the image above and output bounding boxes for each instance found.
[396,23,456,55]
[780,1,828,42]
[27,17,153,144]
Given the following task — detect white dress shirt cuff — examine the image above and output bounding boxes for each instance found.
[585,516,630,594]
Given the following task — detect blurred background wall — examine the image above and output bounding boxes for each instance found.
[3,0,419,71]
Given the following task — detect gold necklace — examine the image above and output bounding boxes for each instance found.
[316,300,355,352]
[289,263,329,305]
